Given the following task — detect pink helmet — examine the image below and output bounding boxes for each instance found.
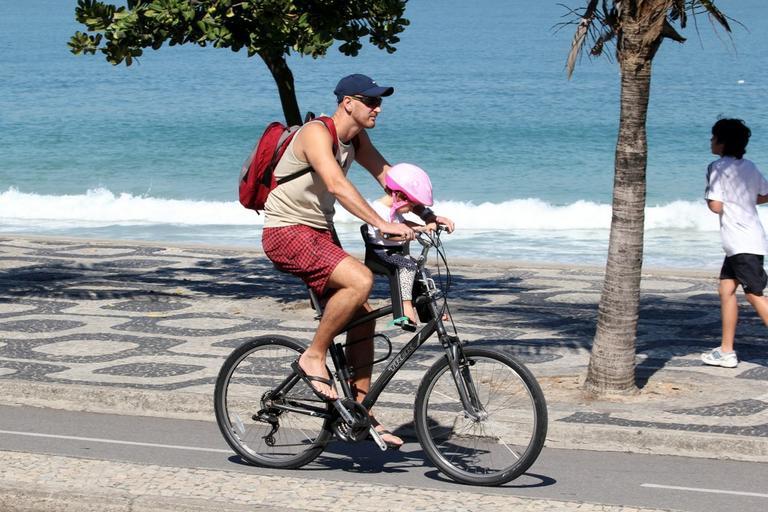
[385,163,433,206]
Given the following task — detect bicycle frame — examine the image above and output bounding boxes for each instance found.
[215,226,548,484]
[340,316,440,412]
[268,229,487,424]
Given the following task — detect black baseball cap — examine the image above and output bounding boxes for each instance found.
[334,74,394,102]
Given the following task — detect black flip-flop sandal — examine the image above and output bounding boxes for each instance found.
[291,360,336,402]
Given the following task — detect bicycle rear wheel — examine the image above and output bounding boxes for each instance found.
[414,346,547,486]
[214,335,333,469]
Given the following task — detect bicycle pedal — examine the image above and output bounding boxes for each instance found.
[400,322,417,332]
[368,427,388,451]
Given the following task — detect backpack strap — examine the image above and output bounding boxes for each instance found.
[315,115,360,166]
[315,115,340,156]
[275,116,343,186]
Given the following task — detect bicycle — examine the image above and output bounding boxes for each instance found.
[214,226,547,486]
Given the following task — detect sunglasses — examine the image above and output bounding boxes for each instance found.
[348,95,383,109]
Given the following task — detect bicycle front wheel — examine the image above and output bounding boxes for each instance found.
[214,335,333,469]
[414,347,547,486]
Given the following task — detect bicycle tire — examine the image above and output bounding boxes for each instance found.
[214,335,333,469]
[414,346,547,486]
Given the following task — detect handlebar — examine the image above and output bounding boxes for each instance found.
[374,224,447,264]
[381,224,446,243]
[413,225,446,262]
[416,224,445,243]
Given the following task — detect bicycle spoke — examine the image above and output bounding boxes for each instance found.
[214,336,332,469]
[415,348,547,485]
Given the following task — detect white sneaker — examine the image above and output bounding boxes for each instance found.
[701,348,738,368]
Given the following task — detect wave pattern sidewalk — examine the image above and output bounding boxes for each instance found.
[0,236,767,461]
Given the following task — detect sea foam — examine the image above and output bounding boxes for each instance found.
[0,187,723,232]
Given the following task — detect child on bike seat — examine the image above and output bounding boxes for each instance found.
[366,163,438,326]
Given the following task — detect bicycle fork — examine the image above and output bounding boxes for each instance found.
[444,341,487,421]
[421,273,486,422]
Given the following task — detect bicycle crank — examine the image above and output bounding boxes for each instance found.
[331,398,370,442]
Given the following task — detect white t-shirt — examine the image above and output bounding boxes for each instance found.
[366,200,406,246]
[705,156,768,256]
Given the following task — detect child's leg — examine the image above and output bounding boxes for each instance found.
[388,254,417,324]
[402,301,416,324]
[398,266,417,323]
[718,278,739,352]
[372,248,417,323]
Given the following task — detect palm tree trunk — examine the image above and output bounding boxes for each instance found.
[585,22,654,395]
[260,51,302,126]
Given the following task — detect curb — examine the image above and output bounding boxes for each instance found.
[0,381,214,421]
[545,422,768,462]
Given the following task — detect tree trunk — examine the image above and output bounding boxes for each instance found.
[260,51,302,126]
[584,21,654,396]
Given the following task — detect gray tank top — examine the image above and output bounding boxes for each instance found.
[263,120,355,230]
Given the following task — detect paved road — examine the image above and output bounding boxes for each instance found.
[1,405,766,512]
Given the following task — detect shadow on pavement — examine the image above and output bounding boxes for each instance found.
[1,247,765,389]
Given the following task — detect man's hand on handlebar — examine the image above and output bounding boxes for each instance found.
[414,221,438,233]
[379,221,415,241]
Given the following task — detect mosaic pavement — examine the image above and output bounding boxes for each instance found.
[0,236,767,457]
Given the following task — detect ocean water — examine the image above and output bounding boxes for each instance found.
[2,0,768,268]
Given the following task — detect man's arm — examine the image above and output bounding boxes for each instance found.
[354,129,390,187]
[757,195,768,205]
[707,199,724,214]
[298,123,413,238]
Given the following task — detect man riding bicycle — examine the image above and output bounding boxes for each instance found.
[261,74,454,447]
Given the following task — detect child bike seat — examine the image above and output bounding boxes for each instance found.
[359,225,406,321]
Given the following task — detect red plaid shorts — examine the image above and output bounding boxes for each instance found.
[262,225,349,297]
